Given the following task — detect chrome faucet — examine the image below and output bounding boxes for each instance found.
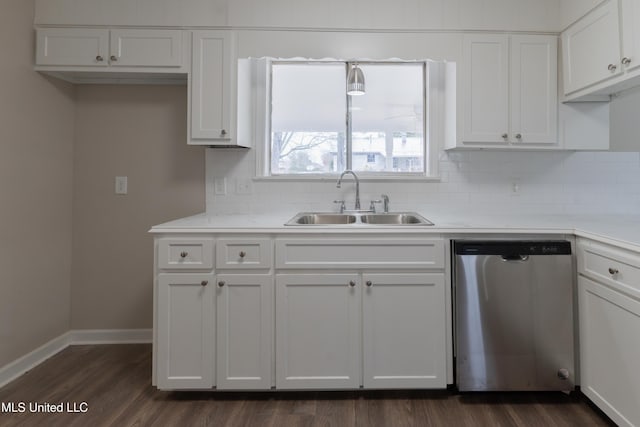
[336,170,361,210]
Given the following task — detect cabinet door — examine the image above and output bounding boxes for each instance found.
[579,276,640,427]
[562,0,622,95]
[275,274,360,389]
[157,273,214,389]
[510,35,558,145]
[621,0,640,73]
[362,273,446,389]
[216,274,272,390]
[36,28,109,66]
[189,31,234,143]
[462,35,509,144]
[109,29,182,67]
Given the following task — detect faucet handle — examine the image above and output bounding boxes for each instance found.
[380,194,389,213]
[333,200,346,213]
[369,199,382,213]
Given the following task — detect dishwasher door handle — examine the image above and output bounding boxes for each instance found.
[501,254,529,261]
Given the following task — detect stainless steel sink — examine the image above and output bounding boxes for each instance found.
[285,212,433,226]
[290,213,357,225]
[360,213,434,225]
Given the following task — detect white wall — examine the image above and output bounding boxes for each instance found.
[35,0,562,32]
[0,0,75,368]
[610,87,640,151]
[559,0,605,30]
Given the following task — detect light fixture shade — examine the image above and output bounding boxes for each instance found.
[347,64,365,96]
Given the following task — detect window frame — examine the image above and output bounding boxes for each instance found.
[252,58,442,181]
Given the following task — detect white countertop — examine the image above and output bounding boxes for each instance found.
[150,212,640,252]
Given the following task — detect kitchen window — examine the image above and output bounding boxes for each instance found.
[254,60,440,179]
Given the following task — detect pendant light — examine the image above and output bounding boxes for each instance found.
[347,63,365,96]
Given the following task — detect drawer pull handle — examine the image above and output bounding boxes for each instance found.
[218,281,225,287]
[201,280,208,287]
[96,55,104,62]
[608,63,617,72]
[239,251,246,258]
[622,57,632,65]
[608,267,619,275]
[366,281,373,287]
[180,251,188,258]
[348,281,356,287]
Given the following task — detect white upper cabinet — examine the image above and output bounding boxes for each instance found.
[561,0,640,100]
[510,35,558,145]
[36,28,109,67]
[189,31,247,146]
[461,35,510,146]
[36,28,184,68]
[108,29,183,67]
[453,34,558,149]
[562,0,621,96]
[620,0,640,73]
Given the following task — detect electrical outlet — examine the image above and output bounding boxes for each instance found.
[510,181,520,196]
[236,178,253,195]
[115,176,128,195]
[214,178,227,195]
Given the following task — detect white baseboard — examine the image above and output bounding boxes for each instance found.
[0,329,152,389]
[70,329,152,345]
[0,332,71,389]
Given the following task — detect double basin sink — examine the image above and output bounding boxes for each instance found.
[285,212,434,226]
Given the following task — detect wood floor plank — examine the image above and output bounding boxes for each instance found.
[0,345,616,427]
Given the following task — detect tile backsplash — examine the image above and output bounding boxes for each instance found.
[206,150,640,216]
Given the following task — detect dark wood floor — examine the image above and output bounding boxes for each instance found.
[0,344,615,427]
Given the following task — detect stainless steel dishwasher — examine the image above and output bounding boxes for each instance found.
[453,240,575,392]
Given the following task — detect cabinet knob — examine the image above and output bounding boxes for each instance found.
[218,281,225,287]
[348,281,356,287]
[201,280,209,287]
[220,129,227,136]
[515,133,522,140]
[95,55,104,62]
[608,63,617,72]
[622,57,632,65]
[501,133,508,139]
[608,267,619,275]
[110,55,118,62]
[366,281,373,287]
[239,251,246,258]
[180,251,188,258]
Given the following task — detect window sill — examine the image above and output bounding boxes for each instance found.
[253,174,441,182]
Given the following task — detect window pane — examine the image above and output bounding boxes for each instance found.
[271,63,346,174]
[350,64,425,173]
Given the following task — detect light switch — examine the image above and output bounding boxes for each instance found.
[115,176,128,195]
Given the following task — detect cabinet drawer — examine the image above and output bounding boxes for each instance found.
[578,239,640,299]
[158,238,214,270]
[216,238,272,269]
[275,238,444,269]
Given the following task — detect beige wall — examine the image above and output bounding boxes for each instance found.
[0,0,75,367]
[71,85,204,329]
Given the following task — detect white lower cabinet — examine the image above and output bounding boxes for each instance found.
[275,273,361,389]
[155,235,449,392]
[157,273,215,390]
[578,276,640,427]
[577,239,640,427]
[362,273,446,389]
[216,274,272,390]
[275,271,447,390]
